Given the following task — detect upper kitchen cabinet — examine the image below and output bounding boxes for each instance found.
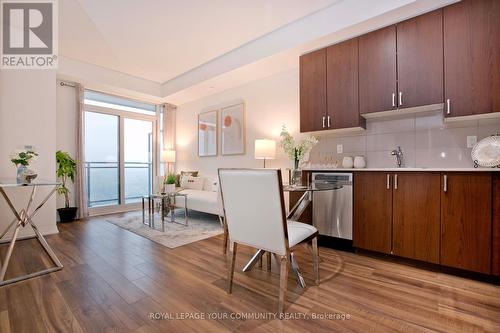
[397,9,444,109]
[444,0,500,118]
[300,49,327,132]
[326,38,365,130]
[359,26,397,114]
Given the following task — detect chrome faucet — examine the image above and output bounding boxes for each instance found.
[391,146,404,168]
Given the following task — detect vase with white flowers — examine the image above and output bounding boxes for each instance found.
[10,149,38,183]
[279,126,318,185]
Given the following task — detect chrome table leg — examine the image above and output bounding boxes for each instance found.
[290,251,306,288]
[242,249,265,272]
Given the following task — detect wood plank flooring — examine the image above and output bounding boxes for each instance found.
[0,212,499,332]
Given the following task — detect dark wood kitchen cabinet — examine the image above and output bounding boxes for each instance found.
[493,173,500,276]
[359,26,397,114]
[300,49,327,132]
[397,9,444,109]
[326,38,365,130]
[353,172,392,254]
[392,172,441,264]
[440,173,492,274]
[443,0,500,118]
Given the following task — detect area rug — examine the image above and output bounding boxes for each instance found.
[105,210,223,248]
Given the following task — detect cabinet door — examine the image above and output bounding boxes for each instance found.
[392,172,440,263]
[443,0,500,117]
[397,9,444,109]
[492,173,500,276]
[354,172,392,253]
[326,38,365,130]
[300,49,327,132]
[441,173,492,274]
[359,26,397,114]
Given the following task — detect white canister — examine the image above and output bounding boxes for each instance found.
[342,156,354,168]
[354,156,366,168]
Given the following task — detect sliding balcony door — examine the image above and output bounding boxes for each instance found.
[85,105,157,215]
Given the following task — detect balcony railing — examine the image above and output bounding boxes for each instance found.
[85,161,152,207]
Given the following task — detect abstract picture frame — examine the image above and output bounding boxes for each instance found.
[221,103,245,155]
[198,109,218,157]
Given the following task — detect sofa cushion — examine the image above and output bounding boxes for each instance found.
[176,189,221,216]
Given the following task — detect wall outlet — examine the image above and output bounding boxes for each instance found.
[337,144,343,154]
[467,136,477,148]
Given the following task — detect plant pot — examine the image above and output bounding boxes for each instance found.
[57,207,78,223]
[165,184,176,193]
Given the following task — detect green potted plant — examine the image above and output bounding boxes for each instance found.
[164,174,177,193]
[56,150,78,222]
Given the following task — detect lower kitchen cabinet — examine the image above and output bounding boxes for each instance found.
[493,173,500,276]
[392,172,440,263]
[440,173,492,274]
[353,171,495,275]
[353,172,392,254]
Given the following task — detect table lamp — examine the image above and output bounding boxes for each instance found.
[254,139,276,168]
[162,149,176,174]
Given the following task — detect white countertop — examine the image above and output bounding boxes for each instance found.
[302,167,499,172]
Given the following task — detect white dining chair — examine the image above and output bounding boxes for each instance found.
[218,168,319,315]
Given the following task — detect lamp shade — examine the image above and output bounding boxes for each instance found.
[162,149,176,163]
[254,139,276,160]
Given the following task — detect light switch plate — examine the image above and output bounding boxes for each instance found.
[467,136,477,148]
[337,144,343,154]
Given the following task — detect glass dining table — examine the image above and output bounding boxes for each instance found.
[242,180,349,288]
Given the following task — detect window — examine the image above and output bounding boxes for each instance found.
[84,91,158,212]
[84,90,156,115]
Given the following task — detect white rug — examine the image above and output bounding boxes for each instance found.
[105,210,223,248]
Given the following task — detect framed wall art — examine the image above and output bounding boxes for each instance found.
[198,109,218,157]
[221,103,245,155]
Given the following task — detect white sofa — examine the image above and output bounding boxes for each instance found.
[154,175,223,218]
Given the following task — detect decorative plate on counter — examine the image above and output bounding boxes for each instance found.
[471,135,500,167]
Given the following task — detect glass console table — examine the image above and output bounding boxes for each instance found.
[242,180,349,288]
[0,179,63,286]
[142,192,188,231]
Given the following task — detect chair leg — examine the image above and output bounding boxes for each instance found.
[266,252,271,271]
[278,255,288,316]
[227,242,237,294]
[312,236,319,286]
[222,220,228,255]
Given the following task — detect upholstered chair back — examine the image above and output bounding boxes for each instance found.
[218,169,288,256]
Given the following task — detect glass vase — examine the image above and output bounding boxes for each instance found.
[16,165,27,183]
[291,159,302,186]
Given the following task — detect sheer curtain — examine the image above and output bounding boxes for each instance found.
[75,84,89,218]
[163,103,177,150]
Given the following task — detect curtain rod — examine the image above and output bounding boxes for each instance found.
[59,81,77,88]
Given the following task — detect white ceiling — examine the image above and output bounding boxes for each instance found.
[59,0,338,83]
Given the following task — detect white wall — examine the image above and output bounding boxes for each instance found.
[0,69,58,238]
[176,69,302,176]
[56,81,78,208]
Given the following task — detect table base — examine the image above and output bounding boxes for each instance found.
[0,185,63,287]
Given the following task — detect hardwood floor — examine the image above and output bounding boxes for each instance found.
[1,212,499,332]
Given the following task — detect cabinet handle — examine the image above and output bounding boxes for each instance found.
[386,174,390,190]
[443,174,448,192]
[327,116,331,128]
[399,92,403,106]
[322,116,326,128]
[392,93,396,107]
[394,174,398,190]
[446,99,451,115]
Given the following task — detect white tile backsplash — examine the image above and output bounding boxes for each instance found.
[309,110,499,168]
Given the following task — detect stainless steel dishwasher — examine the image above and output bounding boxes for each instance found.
[312,172,353,240]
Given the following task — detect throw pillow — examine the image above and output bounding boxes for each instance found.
[180,176,204,190]
[176,171,199,187]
